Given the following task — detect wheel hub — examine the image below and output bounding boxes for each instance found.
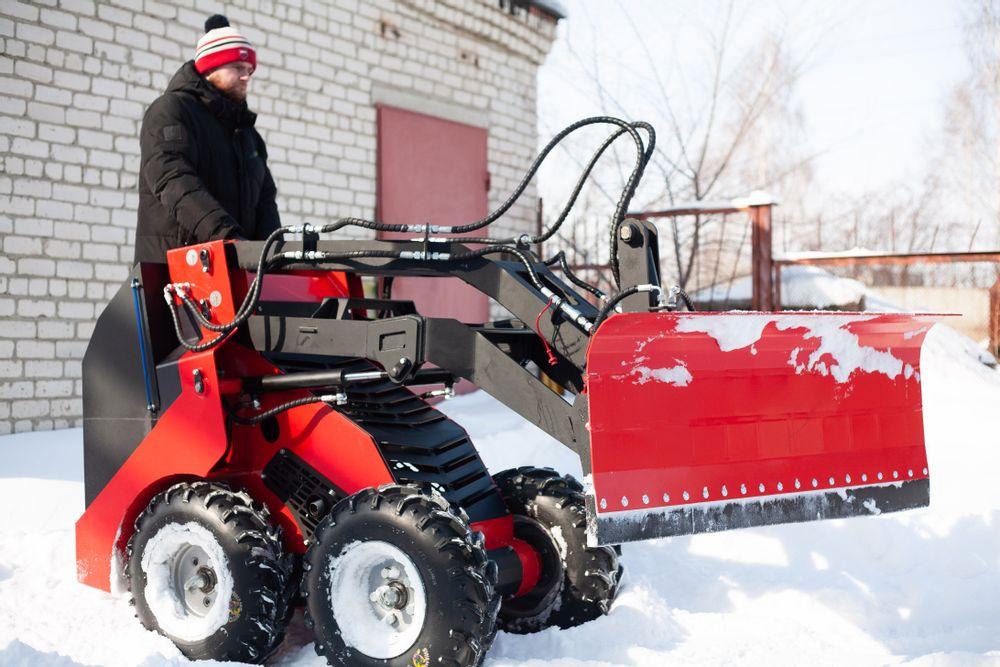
[171,544,219,617]
[329,540,427,659]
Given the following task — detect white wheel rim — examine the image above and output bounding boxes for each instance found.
[140,522,234,642]
[328,540,427,659]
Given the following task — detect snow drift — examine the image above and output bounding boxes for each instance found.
[0,321,998,665]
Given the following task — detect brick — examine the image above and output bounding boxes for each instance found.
[17,299,56,317]
[13,178,51,198]
[38,123,74,144]
[34,84,71,105]
[115,26,147,50]
[0,97,26,116]
[74,204,108,224]
[38,320,73,342]
[56,340,87,358]
[50,398,81,417]
[97,4,132,26]
[77,128,112,149]
[73,92,107,112]
[0,196,34,215]
[25,360,63,377]
[9,138,49,159]
[0,116,35,138]
[52,184,88,203]
[66,109,102,129]
[82,242,116,261]
[36,199,73,220]
[16,340,55,359]
[67,0,96,16]
[88,150,122,169]
[18,258,56,277]
[4,236,43,255]
[36,381,73,398]
[53,70,89,91]
[14,217,51,236]
[5,1,39,21]
[16,23,55,46]
[91,225,125,243]
[27,101,66,124]
[92,76,126,98]
[58,301,94,319]
[2,319,35,337]
[0,76,32,97]
[41,8,77,30]
[94,262,126,281]
[12,400,49,419]
[142,0,176,18]
[56,30,92,53]
[78,16,114,41]
[0,382,33,399]
[0,362,23,379]
[56,260,93,279]
[28,278,47,297]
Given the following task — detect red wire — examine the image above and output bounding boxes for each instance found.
[534,297,559,367]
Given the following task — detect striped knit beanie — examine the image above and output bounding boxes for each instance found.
[194,15,256,74]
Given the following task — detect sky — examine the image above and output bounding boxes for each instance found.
[537,0,970,206]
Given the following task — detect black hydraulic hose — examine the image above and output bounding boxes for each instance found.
[674,286,695,311]
[590,285,649,333]
[227,395,335,426]
[431,121,653,248]
[544,251,605,301]
[609,121,656,288]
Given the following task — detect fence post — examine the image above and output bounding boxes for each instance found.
[751,204,774,311]
[990,277,1000,358]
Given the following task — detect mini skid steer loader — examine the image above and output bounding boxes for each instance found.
[76,118,938,666]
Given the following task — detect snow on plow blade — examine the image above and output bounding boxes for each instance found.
[585,311,941,546]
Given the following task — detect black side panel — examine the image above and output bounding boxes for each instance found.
[268,355,508,524]
[82,263,170,507]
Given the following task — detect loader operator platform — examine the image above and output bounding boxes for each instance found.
[133,14,280,265]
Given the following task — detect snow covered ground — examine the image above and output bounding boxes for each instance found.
[1,321,998,666]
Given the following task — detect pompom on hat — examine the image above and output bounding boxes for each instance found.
[194,15,256,74]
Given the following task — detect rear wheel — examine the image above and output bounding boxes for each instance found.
[303,485,499,667]
[493,467,623,633]
[126,480,291,662]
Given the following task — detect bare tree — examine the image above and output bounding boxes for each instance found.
[539,1,817,293]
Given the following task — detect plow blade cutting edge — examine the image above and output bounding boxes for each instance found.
[584,311,942,546]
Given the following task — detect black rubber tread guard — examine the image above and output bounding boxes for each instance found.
[125,480,293,663]
[302,484,501,667]
[493,466,623,633]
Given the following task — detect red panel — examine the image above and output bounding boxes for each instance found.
[586,311,942,518]
[75,348,230,591]
[376,105,490,324]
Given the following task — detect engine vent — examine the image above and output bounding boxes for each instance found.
[262,449,344,540]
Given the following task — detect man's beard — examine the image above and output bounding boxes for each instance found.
[220,84,247,103]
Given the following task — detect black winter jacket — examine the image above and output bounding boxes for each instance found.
[134,61,280,264]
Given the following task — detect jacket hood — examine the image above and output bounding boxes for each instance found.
[166,60,256,129]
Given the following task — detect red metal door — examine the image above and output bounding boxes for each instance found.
[376,105,490,322]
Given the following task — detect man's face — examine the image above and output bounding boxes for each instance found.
[205,61,254,102]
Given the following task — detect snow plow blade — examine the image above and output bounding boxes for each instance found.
[584,312,940,546]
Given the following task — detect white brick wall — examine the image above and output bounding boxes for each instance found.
[0,0,558,433]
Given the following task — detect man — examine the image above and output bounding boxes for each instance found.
[134,15,280,264]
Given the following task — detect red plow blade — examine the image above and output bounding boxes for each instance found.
[584,311,941,545]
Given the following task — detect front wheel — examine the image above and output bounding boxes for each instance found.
[303,485,499,667]
[126,480,292,662]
